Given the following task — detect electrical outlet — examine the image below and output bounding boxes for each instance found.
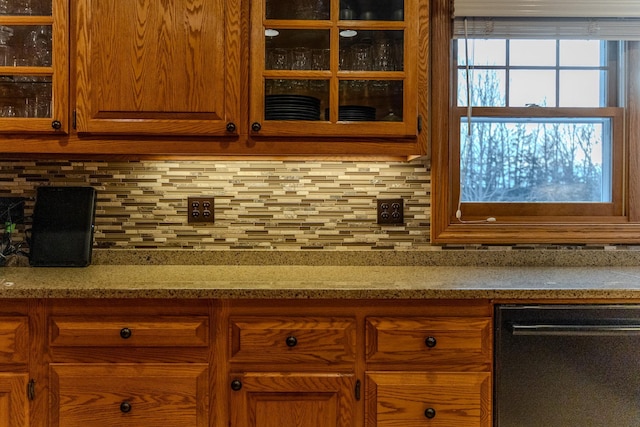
[377,198,404,225]
[188,197,214,224]
[0,197,26,224]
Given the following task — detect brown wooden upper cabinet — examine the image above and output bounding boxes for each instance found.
[249,0,422,140]
[0,0,428,157]
[74,0,240,135]
[0,0,68,134]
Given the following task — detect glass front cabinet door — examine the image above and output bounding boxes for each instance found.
[0,0,67,133]
[250,0,420,139]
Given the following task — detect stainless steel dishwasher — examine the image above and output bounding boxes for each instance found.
[495,304,640,427]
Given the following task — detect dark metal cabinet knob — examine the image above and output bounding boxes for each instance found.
[226,122,237,133]
[285,336,298,347]
[425,336,437,348]
[251,122,261,132]
[231,379,242,391]
[120,327,132,339]
[51,120,61,130]
[424,407,436,419]
[120,401,132,413]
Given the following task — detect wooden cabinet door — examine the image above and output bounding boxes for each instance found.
[365,372,491,427]
[229,372,356,427]
[0,317,29,365]
[50,364,209,427]
[0,0,69,134]
[248,0,425,142]
[0,373,29,427]
[75,0,240,135]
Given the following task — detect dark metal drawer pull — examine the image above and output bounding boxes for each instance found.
[120,327,132,339]
[510,324,640,336]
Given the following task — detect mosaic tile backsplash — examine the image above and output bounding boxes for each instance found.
[0,159,431,250]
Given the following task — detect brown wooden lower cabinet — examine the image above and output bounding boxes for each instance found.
[49,364,209,427]
[229,372,357,427]
[0,298,493,426]
[365,372,492,427]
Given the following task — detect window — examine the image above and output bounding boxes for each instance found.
[454,39,623,217]
[430,0,640,243]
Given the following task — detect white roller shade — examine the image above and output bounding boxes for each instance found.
[454,0,640,18]
[453,18,640,40]
[453,1,640,40]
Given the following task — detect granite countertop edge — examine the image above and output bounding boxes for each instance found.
[2,263,640,300]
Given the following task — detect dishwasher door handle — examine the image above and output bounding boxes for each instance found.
[509,324,640,336]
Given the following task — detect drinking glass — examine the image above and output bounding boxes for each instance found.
[339,47,350,70]
[266,48,290,93]
[351,43,372,71]
[267,47,290,70]
[311,48,329,70]
[289,47,311,93]
[310,49,329,92]
[24,27,51,66]
[0,26,13,67]
[373,39,394,71]
[291,47,311,70]
[293,0,315,19]
[13,0,32,14]
[314,0,330,20]
[1,105,15,117]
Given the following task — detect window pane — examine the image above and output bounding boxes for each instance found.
[458,69,506,107]
[559,70,604,107]
[460,117,612,203]
[509,40,556,66]
[560,40,602,67]
[457,39,506,66]
[509,70,556,106]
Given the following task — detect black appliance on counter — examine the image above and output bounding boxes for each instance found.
[29,186,97,267]
[495,304,640,426]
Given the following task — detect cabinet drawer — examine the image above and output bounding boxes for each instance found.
[51,364,209,427]
[49,316,209,347]
[0,317,28,364]
[230,316,356,365]
[366,317,491,368]
[365,372,491,427]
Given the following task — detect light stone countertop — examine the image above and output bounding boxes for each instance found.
[1,264,640,299]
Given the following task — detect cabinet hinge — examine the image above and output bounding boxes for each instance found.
[72,110,77,129]
[355,379,361,401]
[417,115,423,133]
[27,379,35,401]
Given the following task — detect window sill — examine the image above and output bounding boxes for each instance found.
[431,221,640,245]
